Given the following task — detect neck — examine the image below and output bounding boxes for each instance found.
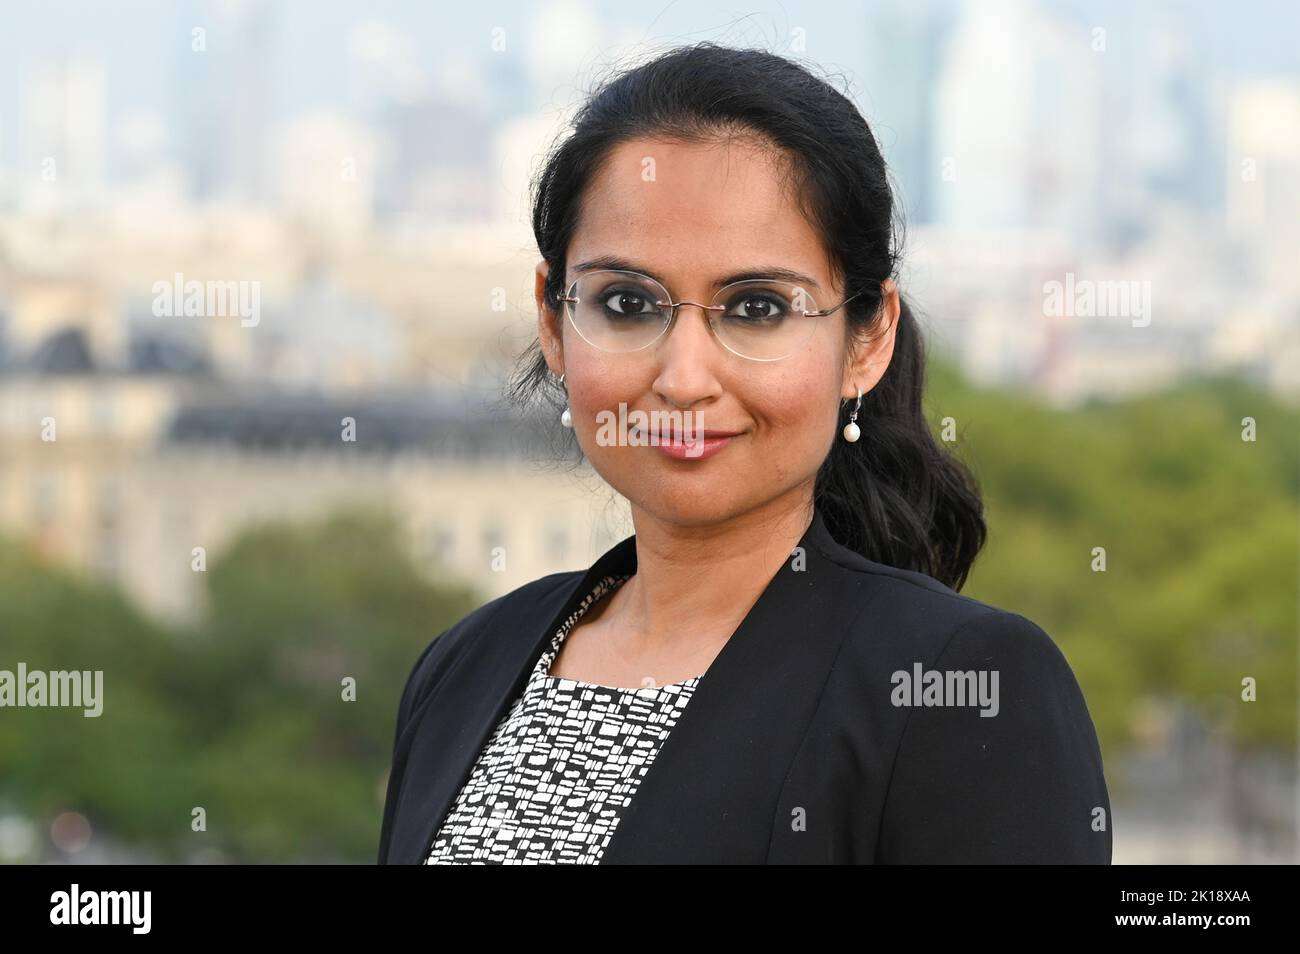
[613,485,816,659]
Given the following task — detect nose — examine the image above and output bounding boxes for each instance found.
[663,300,723,343]
[652,302,725,407]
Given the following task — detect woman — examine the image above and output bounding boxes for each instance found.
[379,43,1111,864]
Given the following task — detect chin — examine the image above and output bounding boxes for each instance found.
[634,493,750,529]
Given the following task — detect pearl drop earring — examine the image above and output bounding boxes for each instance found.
[842,386,863,442]
[558,373,573,428]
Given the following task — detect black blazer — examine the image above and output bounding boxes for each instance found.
[379,506,1112,864]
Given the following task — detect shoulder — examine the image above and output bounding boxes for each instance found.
[805,529,1028,664]
[807,536,1111,860]
[812,542,1092,726]
[815,536,1092,741]
[852,594,1110,862]
[872,601,1112,861]
[425,568,582,661]
[394,569,585,733]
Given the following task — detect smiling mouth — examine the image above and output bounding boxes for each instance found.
[635,427,741,443]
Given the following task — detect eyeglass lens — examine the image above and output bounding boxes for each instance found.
[564,269,823,361]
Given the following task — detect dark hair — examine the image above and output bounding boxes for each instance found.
[507,42,986,591]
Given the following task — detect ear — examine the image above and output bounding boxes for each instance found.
[536,260,564,376]
[841,277,900,400]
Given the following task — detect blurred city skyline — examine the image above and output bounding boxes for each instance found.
[0,0,1295,404]
[2,0,1298,223]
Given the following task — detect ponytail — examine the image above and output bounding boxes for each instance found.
[815,294,986,591]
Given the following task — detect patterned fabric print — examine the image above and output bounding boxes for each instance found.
[425,572,702,864]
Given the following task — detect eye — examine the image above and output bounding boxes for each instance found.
[600,286,660,317]
[723,291,791,323]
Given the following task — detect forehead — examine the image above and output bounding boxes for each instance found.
[570,137,835,287]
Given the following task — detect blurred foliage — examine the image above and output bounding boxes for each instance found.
[0,508,481,862]
[925,363,1298,757]
[0,364,1295,860]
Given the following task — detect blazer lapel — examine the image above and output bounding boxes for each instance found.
[388,533,639,864]
[389,506,861,864]
[600,507,865,863]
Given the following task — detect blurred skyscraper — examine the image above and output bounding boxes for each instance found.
[173,0,274,203]
[22,59,107,210]
[930,0,1104,243]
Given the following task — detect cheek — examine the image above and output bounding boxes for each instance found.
[563,344,621,410]
[564,359,635,458]
[753,353,841,446]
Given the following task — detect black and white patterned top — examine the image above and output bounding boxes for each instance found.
[424,572,702,864]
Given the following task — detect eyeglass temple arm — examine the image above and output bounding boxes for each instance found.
[804,290,864,317]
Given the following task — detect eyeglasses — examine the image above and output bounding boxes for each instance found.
[557,269,862,362]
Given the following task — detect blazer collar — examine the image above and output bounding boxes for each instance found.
[390,504,859,863]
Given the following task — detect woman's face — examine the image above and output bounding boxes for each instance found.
[537,136,895,528]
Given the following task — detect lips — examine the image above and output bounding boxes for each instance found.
[652,428,740,442]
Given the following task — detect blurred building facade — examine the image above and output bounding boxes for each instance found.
[0,343,625,623]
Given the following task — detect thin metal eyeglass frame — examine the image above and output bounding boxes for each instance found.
[556,268,864,363]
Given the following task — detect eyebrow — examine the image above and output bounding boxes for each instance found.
[572,255,821,291]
